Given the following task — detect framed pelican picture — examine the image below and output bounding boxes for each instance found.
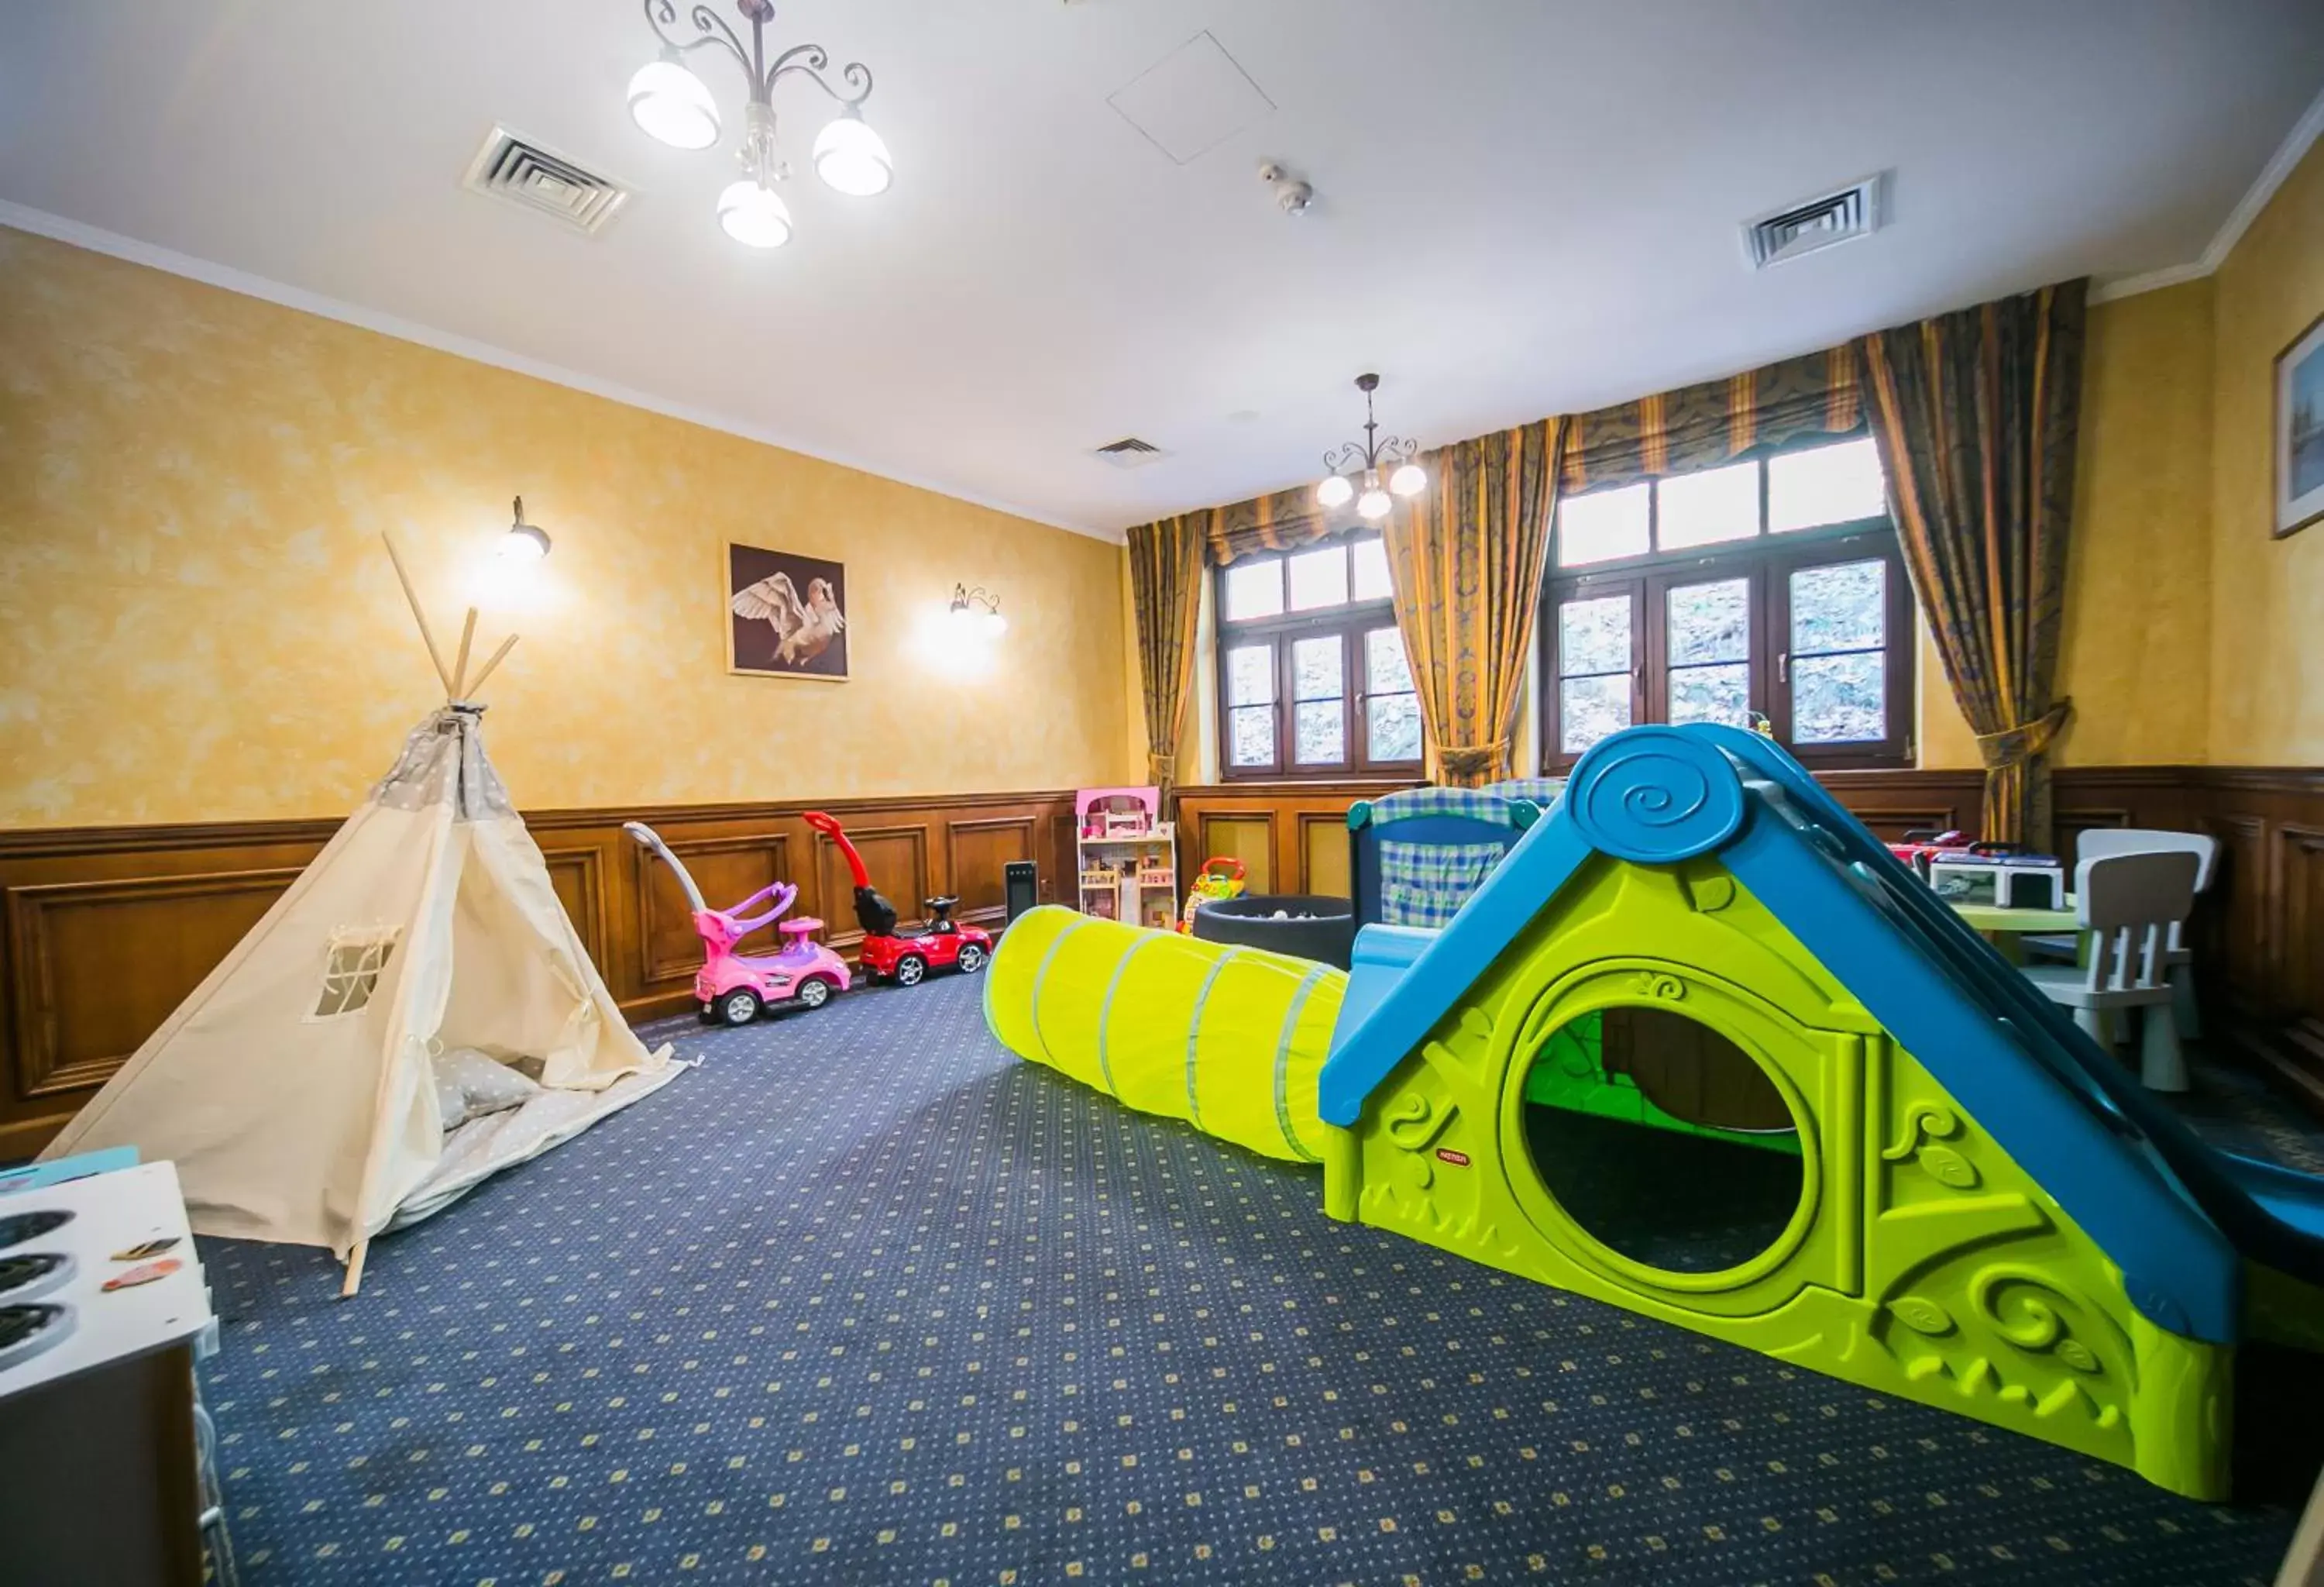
[726,542,850,680]
[2278,309,2324,539]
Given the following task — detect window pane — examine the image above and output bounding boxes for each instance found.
[1223,558,1284,621]
[1558,594,1631,676]
[1287,545,1350,611]
[1294,701,1344,763]
[1655,460,1760,550]
[1668,663,1751,727]
[1368,693,1422,762]
[1556,484,1650,566]
[1351,537,1392,601]
[1292,636,1342,701]
[1793,652,1886,742]
[1365,626,1412,696]
[1789,559,1886,654]
[1559,674,1632,754]
[1665,578,1749,666]
[1229,705,1275,766]
[1227,643,1274,706]
[1769,437,1885,532]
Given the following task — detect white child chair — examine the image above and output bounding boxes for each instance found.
[2020,849,2201,1093]
[2025,828,2218,1036]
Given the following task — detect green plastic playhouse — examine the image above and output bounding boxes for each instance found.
[1316,725,2324,1501]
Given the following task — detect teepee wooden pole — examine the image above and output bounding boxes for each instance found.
[449,606,479,698]
[381,533,456,697]
[340,1235,370,1299]
[463,633,521,697]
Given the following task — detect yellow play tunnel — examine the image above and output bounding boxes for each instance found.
[985,906,1346,1163]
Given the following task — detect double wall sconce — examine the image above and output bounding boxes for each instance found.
[947,584,1006,638]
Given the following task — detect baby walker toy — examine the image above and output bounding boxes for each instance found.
[803,811,992,986]
[624,821,851,1024]
[1178,856,1248,934]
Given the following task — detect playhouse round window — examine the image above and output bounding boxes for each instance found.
[1521,1005,1803,1275]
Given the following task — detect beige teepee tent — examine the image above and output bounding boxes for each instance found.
[42,529,676,1290]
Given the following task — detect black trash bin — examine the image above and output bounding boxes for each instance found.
[1191,893,1356,970]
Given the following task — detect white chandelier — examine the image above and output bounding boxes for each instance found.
[1315,374,1426,520]
[627,0,892,249]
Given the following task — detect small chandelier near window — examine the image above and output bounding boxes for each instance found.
[1315,373,1426,520]
[627,0,892,250]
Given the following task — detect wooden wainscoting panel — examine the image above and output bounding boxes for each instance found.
[540,846,608,969]
[2277,825,2324,1026]
[1817,769,1985,842]
[1300,813,1352,899]
[11,766,2324,1150]
[1196,814,1277,894]
[945,816,1035,926]
[0,789,1077,1154]
[635,833,792,985]
[7,867,302,1101]
[1176,780,1412,904]
[1047,814,1078,908]
[816,825,930,951]
[2209,813,2274,1013]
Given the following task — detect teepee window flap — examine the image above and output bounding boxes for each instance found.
[311,928,401,1021]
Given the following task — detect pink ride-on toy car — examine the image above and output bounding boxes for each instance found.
[624,821,851,1025]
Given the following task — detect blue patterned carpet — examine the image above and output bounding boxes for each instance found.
[197,973,2301,1585]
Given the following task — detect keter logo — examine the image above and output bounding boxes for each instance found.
[1435,1148,1471,1167]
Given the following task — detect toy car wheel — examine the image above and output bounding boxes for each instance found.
[796,976,834,1010]
[957,943,988,974]
[894,954,927,987]
[717,987,762,1027]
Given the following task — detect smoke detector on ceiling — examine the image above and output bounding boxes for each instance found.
[463,126,631,236]
[1259,162,1314,217]
[1093,437,1171,470]
[1741,173,1887,269]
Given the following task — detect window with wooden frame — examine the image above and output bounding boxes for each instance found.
[1216,535,1424,779]
[1539,435,1914,771]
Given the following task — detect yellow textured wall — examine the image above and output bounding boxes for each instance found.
[2051,280,2217,766]
[0,227,1132,828]
[2209,138,2324,765]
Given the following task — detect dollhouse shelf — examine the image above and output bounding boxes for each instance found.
[1074,787,1177,930]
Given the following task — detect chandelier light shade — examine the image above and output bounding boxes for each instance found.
[717,177,794,248]
[631,0,889,246]
[1316,374,1424,515]
[627,53,721,149]
[812,108,893,196]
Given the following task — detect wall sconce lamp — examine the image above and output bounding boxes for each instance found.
[499,496,552,563]
[947,584,1006,638]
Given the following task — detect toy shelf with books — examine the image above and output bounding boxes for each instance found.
[1074,786,1177,931]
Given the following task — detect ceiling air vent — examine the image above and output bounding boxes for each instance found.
[1093,437,1170,470]
[463,126,630,236]
[1742,173,1886,269]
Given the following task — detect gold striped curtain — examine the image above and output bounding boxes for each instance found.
[1383,418,1568,786]
[1563,345,1864,494]
[1858,280,2088,849]
[1200,487,1362,566]
[1123,512,1211,803]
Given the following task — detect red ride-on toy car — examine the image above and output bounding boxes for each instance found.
[804,810,994,986]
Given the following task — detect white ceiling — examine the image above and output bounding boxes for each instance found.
[3,2,2321,538]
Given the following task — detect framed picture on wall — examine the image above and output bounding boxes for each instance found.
[2277,309,2324,539]
[727,542,850,680]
